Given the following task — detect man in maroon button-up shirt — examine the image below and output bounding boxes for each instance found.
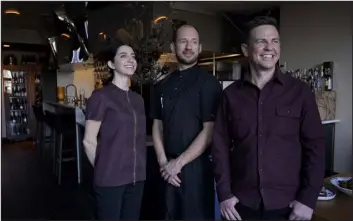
[211,16,325,220]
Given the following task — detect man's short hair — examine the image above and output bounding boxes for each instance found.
[244,16,279,43]
[172,24,200,43]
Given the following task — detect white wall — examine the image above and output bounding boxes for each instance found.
[56,68,95,99]
[280,2,353,172]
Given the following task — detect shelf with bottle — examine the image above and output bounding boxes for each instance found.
[8,98,31,138]
[20,54,37,65]
[34,72,43,105]
[6,70,32,140]
[94,60,110,89]
[284,62,334,93]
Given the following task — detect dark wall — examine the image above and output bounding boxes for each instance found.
[41,69,57,103]
[87,2,153,55]
[221,7,281,54]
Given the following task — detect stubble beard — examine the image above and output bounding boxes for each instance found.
[175,51,199,66]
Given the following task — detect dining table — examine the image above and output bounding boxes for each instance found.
[313,173,352,220]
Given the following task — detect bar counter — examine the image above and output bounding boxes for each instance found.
[43,101,153,144]
[313,173,352,220]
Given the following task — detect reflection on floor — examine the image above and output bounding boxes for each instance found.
[1,140,95,220]
[1,140,165,220]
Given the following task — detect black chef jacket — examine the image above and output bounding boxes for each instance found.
[150,64,222,219]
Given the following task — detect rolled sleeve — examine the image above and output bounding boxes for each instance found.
[149,84,163,120]
[211,92,234,202]
[201,76,222,122]
[85,90,106,121]
[296,85,325,209]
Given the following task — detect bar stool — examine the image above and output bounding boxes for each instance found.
[32,105,44,155]
[32,105,52,159]
[54,113,76,185]
[44,110,57,174]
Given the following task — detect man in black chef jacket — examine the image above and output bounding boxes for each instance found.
[150,24,222,219]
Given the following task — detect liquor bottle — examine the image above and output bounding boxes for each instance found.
[10,112,14,123]
[326,68,333,91]
[23,113,28,123]
[13,72,17,84]
[18,72,22,84]
[14,112,18,123]
[19,99,24,110]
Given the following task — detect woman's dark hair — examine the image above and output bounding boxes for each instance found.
[99,39,125,85]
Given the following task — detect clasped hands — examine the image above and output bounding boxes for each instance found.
[160,158,183,187]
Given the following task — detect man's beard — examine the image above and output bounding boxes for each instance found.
[175,51,199,65]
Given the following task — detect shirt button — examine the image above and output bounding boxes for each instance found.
[259,151,263,155]
[260,168,263,172]
[260,101,263,105]
[174,88,177,90]
[259,134,262,137]
[261,188,264,192]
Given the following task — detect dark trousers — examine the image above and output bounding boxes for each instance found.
[95,181,144,220]
[165,157,214,220]
[234,201,291,220]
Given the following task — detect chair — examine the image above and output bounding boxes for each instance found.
[54,113,76,185]
[32,105,51,159]
[43,110,58,174]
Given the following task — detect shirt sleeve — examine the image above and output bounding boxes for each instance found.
[85,89,106,121]
[296,85,325,209]
[211,92,234,202]
[149,84,162,120]
[200,75,222,122]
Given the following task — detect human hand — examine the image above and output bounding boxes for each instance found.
[289,200,313,220]
[160,159,183,187]
[167,174,181,187]
[220,196,242,220]
[160,158,183,178]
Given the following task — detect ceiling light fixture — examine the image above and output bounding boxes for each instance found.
[98,32,106,40]
[153,16,168,24]
[61,33,71,38]
[4,9,20,15]
[3,44,10,48]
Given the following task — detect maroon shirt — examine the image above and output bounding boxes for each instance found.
[85,83,146,187]
[211,68,325,210]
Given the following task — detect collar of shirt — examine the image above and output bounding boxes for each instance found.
[240,65,286,87]
[174,64,199,77]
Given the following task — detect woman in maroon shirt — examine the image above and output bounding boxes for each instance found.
[83,42,147,220]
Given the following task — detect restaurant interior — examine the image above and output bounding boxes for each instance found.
[1,1,352,220]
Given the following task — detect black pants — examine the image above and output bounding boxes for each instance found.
[234,201,291,220]
[165,157,214,220]
[95,181,144,220]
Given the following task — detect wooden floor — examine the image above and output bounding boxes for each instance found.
[1,140,95,220]
[1,139,166,220]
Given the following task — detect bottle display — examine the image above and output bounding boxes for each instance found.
[285,62,334,93]
[8,71,31,138]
